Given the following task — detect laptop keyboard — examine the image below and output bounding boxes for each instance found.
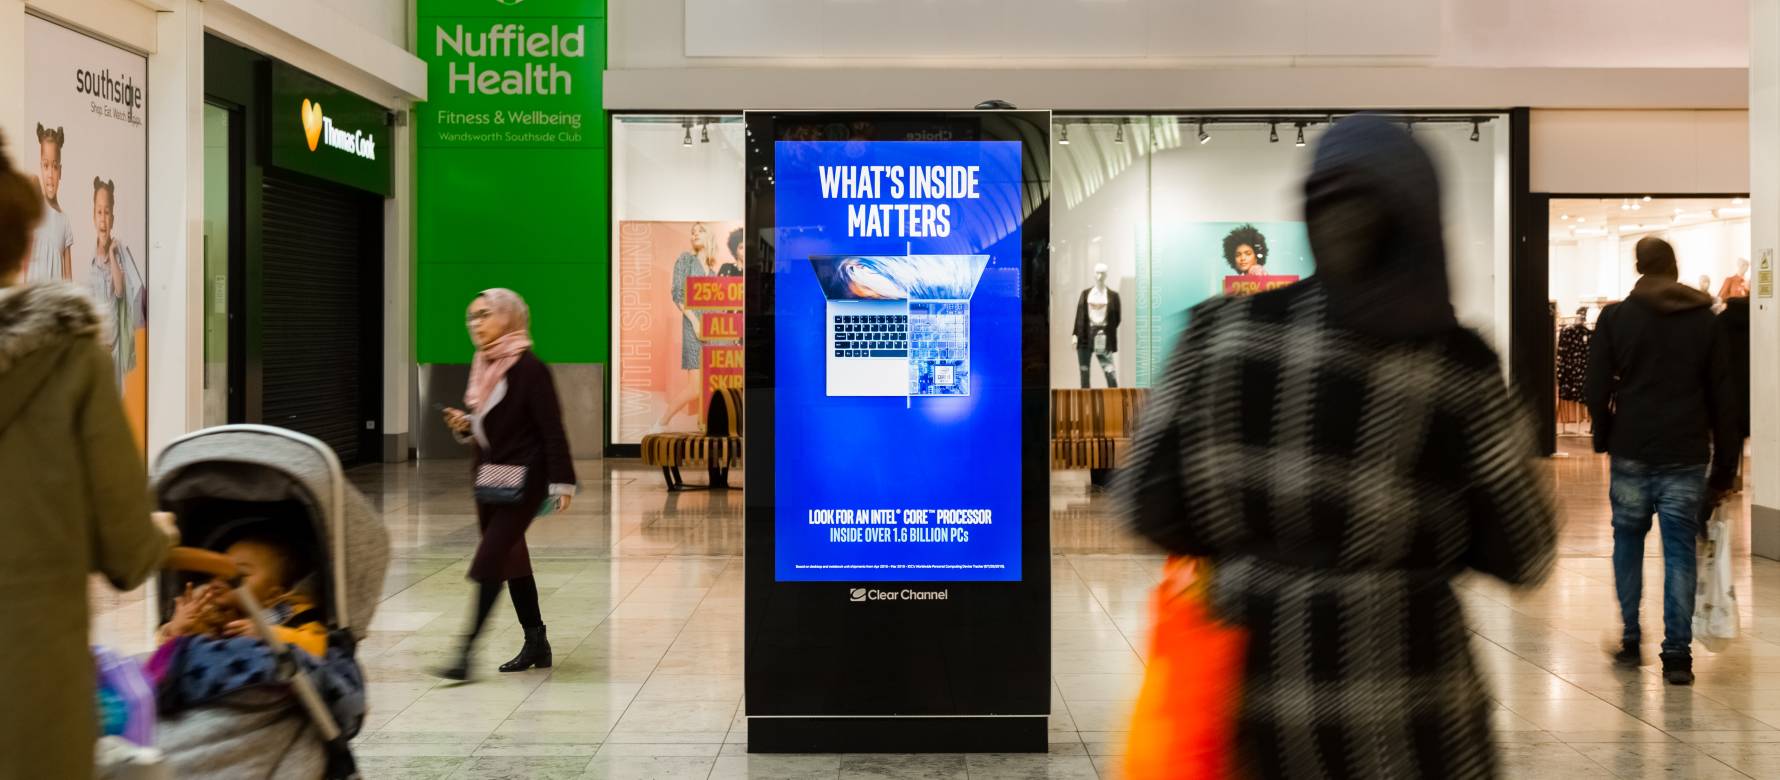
[834,314,909,358]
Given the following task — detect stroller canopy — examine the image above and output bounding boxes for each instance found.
[151,425,389,639]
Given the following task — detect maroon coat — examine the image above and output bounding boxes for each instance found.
[468,350,575,582]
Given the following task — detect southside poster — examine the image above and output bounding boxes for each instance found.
[614,219,744,442]
[25,17,149,453]
[773,140,1024,582]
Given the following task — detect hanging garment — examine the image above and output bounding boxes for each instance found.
[1556,323,1592,402]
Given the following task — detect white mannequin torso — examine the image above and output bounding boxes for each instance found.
[1087,285,1108,326]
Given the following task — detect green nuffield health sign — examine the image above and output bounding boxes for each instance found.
[416,0,607,365]
[439,24,583,93]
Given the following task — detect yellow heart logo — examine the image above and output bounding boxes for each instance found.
[301,99,323,152]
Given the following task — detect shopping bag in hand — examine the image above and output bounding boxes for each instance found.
[1125,557,1247,780]
[1693,509,1739,652]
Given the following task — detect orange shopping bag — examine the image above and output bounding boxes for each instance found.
[1124,557,1248,780]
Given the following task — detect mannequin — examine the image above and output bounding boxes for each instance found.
[1718,257,1751,300]
[1073,263,1120,388]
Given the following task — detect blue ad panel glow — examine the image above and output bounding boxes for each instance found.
[774,140,1024,582]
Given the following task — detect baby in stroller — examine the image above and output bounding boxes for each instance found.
[121,425,389,780]
[156,519,329,658]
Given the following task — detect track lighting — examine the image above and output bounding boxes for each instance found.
[1470,121,1480,142]
[1295,125,1306,147]
[1114,123,1124,144]
[1269,123,1278,143]
[682,123,692,147]
[700,122,710,143]
[1642,195,1652,202]
[1058,125,1069,145]
[1196,122,1210,145]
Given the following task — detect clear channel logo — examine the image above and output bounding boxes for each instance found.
[849,588,949,602]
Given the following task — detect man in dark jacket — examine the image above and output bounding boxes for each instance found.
[1586,236,1739,686]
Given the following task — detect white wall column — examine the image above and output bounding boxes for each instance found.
[145,0,204,459]
[0,0,24,144]
[382,115,412,461]
[1751,0,1780,560]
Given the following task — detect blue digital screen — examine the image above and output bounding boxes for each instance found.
[774,140,1024,582]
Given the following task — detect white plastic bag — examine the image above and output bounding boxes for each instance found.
[1693,509,1739,651]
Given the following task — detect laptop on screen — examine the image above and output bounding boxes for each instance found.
[810,254,989,398]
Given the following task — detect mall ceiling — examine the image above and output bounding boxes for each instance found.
[1549,196,1747,242]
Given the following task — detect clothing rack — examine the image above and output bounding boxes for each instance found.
[1554,313,1592,438]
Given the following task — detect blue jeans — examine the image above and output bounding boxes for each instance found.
[1610,458,1706,657]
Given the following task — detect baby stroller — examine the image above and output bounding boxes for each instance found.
[139,425,388,779]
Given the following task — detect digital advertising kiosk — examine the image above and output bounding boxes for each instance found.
[743,111,1053,752]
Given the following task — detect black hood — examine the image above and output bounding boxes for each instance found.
[1304,115,1456,341]
[1627,274,1714,315]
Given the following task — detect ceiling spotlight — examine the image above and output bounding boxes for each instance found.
[1057,125,1068,145]
[1734,197,1747,205]
[1577,217,1586,223]
[1295,124,1306,147]
[1196,122,1210,145]
[1269,123,1279,143]
[681,123,693,147]
[1114,123,1124,144]
[700,122,710,143]
[1561,214,1570,221]
[1470,121,1481,142]
[1642,195,1652,202]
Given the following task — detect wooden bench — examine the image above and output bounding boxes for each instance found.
[1051,388,1147,488]
[641,388,743,491]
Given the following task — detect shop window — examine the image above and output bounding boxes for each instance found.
[1548,196,1750,440]
[1051,114,1510,389]
[609,115,746,445]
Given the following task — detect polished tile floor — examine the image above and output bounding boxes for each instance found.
[88,439,1780,778]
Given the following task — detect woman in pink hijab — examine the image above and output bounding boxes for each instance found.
[435,288,576,680]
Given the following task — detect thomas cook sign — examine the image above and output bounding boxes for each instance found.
[270,64,392,196]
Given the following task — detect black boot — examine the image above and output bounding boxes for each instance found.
[431,638,474,681]
[1612,639,1642,669]
[1661,652,1694,686]
[500,625,552,672]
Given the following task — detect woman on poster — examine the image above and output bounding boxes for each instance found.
[653,222,721,432]
[89,177,145,388]
[1223,224,1270,277]
[26,124,73,283]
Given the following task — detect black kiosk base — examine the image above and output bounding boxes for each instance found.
[743,109,1053,756]
[749,717,1047,754]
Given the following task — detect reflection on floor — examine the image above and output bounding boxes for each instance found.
[87,440,1780,778]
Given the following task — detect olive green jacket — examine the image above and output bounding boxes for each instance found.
[0,283,169,778]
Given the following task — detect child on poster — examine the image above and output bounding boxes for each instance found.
[26,124,73,283]
[90,176,145,388]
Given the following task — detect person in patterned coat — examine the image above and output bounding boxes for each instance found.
[1119,116,1557,779]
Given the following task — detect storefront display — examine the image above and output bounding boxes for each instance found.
[1546,196,1750,440]
[608,116,744,447]
[1051,114,1508,387]
[26,16,150,452]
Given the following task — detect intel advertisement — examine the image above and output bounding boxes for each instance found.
[773,140,1024,582]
